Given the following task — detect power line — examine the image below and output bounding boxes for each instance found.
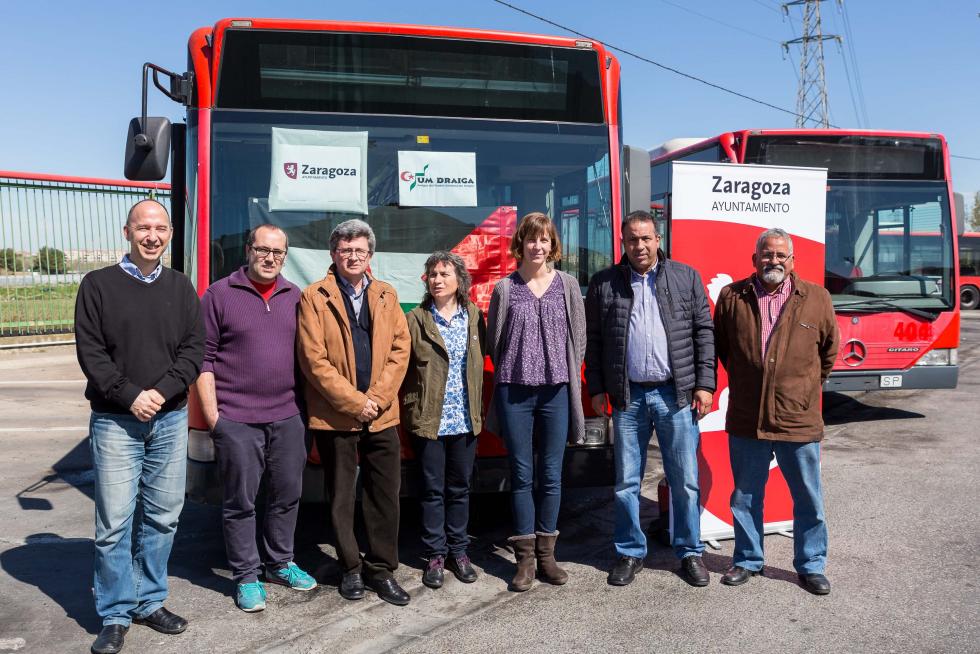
[836,1,870,125]
[749,0,800,29]
[835,38,864,127]
[748,0,783,15]
[661,0,804,97]
[952,155,980,162]
[658,0,781,44]
[492,0,837,127]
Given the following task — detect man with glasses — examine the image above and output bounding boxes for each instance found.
[297,219,411,606]
[197,224,316,613]
[713,228,839,595]
[76,200,204,654]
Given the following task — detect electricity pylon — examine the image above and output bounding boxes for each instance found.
[782,0,841,128]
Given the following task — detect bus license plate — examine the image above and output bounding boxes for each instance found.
[880,375,903,388]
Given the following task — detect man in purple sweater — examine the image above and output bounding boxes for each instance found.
[196,224,316,612]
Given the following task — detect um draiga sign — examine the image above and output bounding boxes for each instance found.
[397,151,477,207]
[269,127,368,213]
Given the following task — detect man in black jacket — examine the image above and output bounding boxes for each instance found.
[75,199,204,654]
[585,210,715,587]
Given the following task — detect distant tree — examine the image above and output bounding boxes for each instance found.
[971,191,980,231]
[32,246,68,274]
[0,248,27,273]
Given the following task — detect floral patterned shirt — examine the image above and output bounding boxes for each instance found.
[431,304,472,436]
[495,272,569,386]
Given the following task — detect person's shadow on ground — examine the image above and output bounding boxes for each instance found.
[0,533,101,634]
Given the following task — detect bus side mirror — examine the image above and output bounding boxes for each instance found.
[124,117,171,181]
[954,192,965,236]
[623,145,651,214]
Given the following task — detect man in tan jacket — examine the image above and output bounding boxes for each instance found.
[297,219,410,606]
[713,228,839,596]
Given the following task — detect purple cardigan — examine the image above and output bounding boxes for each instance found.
[201,267,301,423]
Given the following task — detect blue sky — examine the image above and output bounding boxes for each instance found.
[1,0,977,209]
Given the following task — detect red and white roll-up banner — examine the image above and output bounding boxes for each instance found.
[669,161,828,542]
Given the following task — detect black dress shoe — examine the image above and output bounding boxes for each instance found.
[91,625,127,654]
[680,555,710,587]
[422,557,444,589]
[133,607,187,635]
[339,572,366,600]
[607,555,643,586]
[798,572,831,595]
[447,554,478,583]
[721,565,760,586]
[368,576,411,606]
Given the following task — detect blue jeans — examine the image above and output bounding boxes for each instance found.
[496,383,568,536]
[90,409,187,626]
[728,436,827,574]
[613,382,704,560]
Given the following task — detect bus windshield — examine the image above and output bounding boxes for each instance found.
[207,110,614,302]
[824,180,954,310]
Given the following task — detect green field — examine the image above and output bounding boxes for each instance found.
[0,283,79,335]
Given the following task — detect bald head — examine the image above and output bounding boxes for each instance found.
[124,199,173,274]
[127,199,170,227]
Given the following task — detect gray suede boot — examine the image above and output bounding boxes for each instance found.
[508,535,536,592]
[535,531,569,585]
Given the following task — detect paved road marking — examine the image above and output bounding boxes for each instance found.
[0,426,88,432]
[0,380,86,385]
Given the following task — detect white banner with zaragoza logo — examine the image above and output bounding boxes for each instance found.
[398,151,477,207]
[269,127,368,213]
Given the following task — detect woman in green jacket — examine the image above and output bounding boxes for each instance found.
[402,251,486,589]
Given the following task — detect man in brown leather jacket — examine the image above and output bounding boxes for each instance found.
[713,228,839,595]
[297,219,411,606]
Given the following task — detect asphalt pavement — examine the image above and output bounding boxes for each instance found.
[0,314,978,653]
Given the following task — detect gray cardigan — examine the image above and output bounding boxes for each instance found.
[486,269,587,443]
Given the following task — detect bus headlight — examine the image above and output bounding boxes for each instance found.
[188,428,216,462]
[914,348,957,366]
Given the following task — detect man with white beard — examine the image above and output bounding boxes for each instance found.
[712,228,839,595]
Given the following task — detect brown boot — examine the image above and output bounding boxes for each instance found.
[508,535,536,592]
[535,531,569,585]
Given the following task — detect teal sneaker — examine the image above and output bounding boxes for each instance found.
[267,562,318,591]
[236,581,267,612]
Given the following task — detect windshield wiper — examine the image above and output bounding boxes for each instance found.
[834,297,942,321]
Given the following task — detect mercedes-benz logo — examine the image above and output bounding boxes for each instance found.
[842,339,867,367]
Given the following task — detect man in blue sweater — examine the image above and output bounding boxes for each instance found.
[196,224,315,613]
[75,199,204,654]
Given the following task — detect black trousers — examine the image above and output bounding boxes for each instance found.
[413,433,477,558]
[315,426,401,578]
[211,414,307,584]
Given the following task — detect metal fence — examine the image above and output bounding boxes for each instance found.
[0,171,171,339]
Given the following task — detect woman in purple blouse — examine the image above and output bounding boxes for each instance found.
[487,212,587,592]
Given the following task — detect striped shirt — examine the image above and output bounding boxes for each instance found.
[118,254,162,283]
[752,275,793,356]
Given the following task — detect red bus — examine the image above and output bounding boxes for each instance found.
[960,232,980,310]
[123,18,629,501]
[649,129,960,392]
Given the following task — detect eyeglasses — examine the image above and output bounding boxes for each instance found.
[759,251,793,263]
[336,247,370,260]
[250,246,287,261]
